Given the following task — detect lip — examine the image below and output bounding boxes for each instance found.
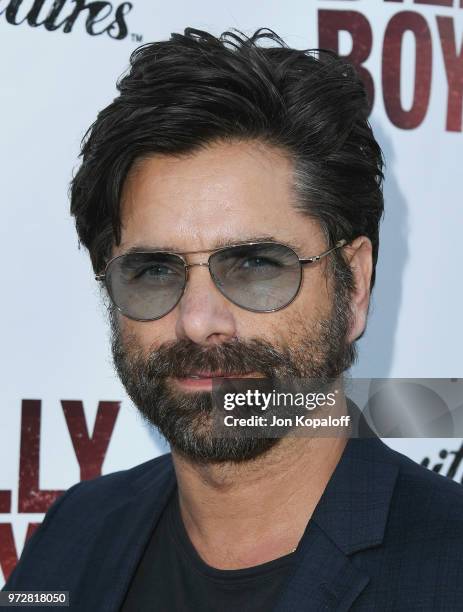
[186,372,254,378]
[171,372,263,391]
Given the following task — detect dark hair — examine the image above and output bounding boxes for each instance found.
[70,26,384,290]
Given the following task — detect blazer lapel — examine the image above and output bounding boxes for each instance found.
[74,456,176,612]
[273,520,370,612]
[274,437,399,612]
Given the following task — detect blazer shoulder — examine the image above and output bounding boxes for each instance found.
[3,453,175,592]
[3,452,174,591]
[382,441,463,533]
[386,441,463,497]
[66,451,174,504]
[29,451,173,532]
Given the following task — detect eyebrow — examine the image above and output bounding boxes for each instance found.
[121,235,304,255]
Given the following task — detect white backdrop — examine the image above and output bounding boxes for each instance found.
[1,0,462,585]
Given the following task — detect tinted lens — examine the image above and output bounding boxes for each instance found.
[105,252,186,320]
[209,243,302,312]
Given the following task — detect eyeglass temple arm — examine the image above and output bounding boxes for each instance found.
[299,239,348,265]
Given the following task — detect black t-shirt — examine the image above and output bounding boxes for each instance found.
[120,489,296,612]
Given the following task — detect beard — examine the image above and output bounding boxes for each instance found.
[110,275,356,464]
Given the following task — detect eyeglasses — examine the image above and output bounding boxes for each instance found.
[95,239,347,321]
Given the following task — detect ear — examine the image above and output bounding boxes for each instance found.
[343,236,373,343]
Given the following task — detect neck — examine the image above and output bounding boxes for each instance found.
[171,397,349,570]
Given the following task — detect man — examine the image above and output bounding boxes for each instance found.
[4,27,463,611]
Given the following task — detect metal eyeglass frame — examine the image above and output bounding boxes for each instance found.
[95,238,348,321]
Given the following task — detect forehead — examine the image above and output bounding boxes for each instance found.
[117,139,323,254]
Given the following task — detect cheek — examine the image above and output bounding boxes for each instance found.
[117,313,170,354]
[288,270,332,322]
[235,302,325,349]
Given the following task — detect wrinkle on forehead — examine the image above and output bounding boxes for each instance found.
[120,139,295,213]
[116,139,323,258]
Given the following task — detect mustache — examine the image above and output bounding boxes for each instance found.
[112,334,292,379]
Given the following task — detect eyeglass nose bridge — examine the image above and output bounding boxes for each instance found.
[183,260,226,289]
[183,261,212,284]
[184,262,210,270]
[184,261,212,279]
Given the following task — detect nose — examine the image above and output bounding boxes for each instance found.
[174,263,238,345]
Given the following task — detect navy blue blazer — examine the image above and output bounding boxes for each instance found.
[4,436,463,611]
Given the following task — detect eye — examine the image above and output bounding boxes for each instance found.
[224,255,284,281]
[241,256,281,270]
[134,263,181,282]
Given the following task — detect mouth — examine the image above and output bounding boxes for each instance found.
[171,371,264,390]
[187,371,255,379]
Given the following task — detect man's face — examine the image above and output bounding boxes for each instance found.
[110,139,355,462]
